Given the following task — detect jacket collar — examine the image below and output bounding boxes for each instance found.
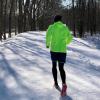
[54,21,63,25]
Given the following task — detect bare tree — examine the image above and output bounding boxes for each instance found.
[0,0,100,40]
[72,0,76,37]
[0,0,3,40]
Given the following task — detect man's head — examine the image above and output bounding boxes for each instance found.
[54,15,62,22]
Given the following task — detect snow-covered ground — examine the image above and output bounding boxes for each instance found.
[0,31,100,100]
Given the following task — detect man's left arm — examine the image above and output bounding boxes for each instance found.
[65,26,73,45]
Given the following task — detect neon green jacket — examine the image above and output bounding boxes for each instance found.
[46,21,73,53]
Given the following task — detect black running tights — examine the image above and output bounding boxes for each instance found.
[52,61,66,85]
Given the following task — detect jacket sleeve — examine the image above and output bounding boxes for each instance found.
[65,26,73,45]
[46,25,52,47]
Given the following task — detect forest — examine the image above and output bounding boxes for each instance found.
[0,0,100,40]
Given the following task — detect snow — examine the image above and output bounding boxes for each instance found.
[0,31,100,100]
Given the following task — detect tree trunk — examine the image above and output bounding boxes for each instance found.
[3,0,7,40]
[72,0,76,37]
[0,0,3,40]
[9,0,14,38]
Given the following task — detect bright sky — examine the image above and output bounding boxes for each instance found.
[62,0,72,6]
[24,0,72,7]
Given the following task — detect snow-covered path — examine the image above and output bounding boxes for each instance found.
[0,32,100,100]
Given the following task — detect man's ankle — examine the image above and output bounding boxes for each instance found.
[62,83,67,86]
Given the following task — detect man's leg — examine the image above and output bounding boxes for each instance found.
[52,61,58,86]
[58,62,67,96]
[58,62,66,84]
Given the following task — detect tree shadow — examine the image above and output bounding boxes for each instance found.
[68,46,100,72]
[0,52,36,100]
[73,39,93,48]
[0,51,52,100]
[82,37,100,49]
[59,95,73,100]
[27,31,45,36]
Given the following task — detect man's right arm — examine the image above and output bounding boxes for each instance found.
[46,25,52,48]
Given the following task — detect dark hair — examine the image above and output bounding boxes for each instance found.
[54,15,62,22]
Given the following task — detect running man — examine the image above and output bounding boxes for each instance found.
[46,15,73,96]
